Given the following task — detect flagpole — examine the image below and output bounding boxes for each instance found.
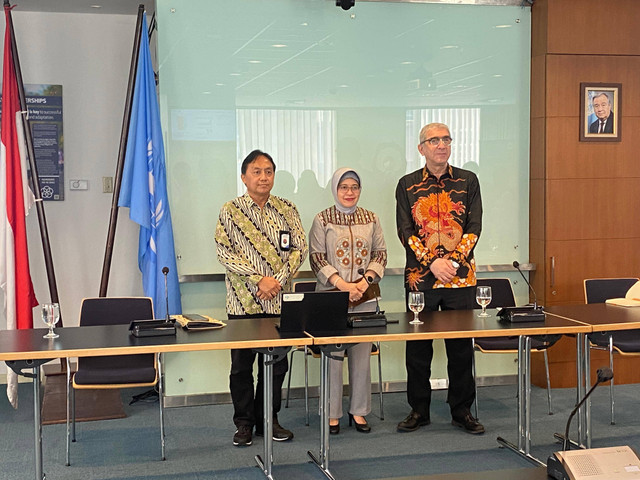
[99,4,145,297]
[4,1,61,324]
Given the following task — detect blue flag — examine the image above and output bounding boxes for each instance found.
[118,13,182,318]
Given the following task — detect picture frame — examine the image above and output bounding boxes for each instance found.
[580,83,621,142]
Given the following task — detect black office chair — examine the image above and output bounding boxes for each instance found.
[284,281,384,424]
[66,297,165,466]
[472,278,558,419]
[584,277,640,425]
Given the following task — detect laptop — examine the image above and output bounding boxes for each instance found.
[277,291,349,335]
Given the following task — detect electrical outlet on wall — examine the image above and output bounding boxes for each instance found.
[102,176,113,193]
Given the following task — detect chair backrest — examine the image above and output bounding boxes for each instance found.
[79,297,154,326]
[475,278,516,309]
[76,297,155,382]
[294,281,317,293]
[584,278,639,304]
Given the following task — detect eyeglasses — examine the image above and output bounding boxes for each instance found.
[421,136,453,147]
[338,185,361,193]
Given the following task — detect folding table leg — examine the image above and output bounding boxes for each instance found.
[5,359,52,480]
[254,346,291,480]
[496,336,544,466]
[308,344,349,480]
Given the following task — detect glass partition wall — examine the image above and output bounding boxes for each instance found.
[157,0,531,275]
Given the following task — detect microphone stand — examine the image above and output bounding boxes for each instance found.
[562,368,614,451]
[162,266,170,322]
[513,260,541,311]
[547,368,614,480]
[357,268,385,318]
[131,266,173,406]
[498,261,545,322]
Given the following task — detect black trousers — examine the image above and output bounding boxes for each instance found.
[405,287,476,419]
[228,314,288,428]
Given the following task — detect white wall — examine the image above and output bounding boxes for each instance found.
[0,11,143,374]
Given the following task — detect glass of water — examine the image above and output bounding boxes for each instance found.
[408,291,425,325]
[42,303,60,339]
[476,286,492,317]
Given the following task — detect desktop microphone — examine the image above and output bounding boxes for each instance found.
[563,367,613,451]
[513,260,538,309]
[162,266,170,322]
[547,368,614,480]
[494,261,545,322]
[358,268,381,314]
[547,367,640,480]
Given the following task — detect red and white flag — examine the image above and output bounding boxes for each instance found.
[0,7,38,409]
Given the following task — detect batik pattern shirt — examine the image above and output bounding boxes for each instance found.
[309,206,387,288]
[395,164,482,291]
[215,193,308,315]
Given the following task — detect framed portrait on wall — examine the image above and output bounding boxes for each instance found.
[580,83,621,142]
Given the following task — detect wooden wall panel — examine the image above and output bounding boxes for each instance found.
[529,238,545,304]
[530,0,548,58]
[530,118,545,180]
[545,55,640,118]
[545,239,640,304]
[546,0,640,56]
[546,178,640,240]
[532,335,640,389]
[530,55,546,119]
[530,0,640,389]
[546,117,640,180]
[529,178,544,240]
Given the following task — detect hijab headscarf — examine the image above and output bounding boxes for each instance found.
[331,167,361,215]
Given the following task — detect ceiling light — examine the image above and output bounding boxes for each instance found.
[272,44,287,48]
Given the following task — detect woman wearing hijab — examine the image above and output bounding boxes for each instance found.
[309,167,387,434]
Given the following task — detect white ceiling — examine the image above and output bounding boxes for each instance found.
[8,0,525,15]
[8,0,146,15]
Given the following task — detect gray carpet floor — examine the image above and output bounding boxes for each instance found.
[2,381,640,479]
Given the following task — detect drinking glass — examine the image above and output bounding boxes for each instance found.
[476,286,492,317]
[408,291,424,325]
[42,303,60,339]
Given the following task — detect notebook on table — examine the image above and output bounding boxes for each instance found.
[276,291,349,335]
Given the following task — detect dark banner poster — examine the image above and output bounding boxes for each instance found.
[0,84,64,201]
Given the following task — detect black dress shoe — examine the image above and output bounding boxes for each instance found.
[329,421,340,435]
[255,420,294,441]
[348,413,371,433]
[451,413,485,435]
[397,410,430,432]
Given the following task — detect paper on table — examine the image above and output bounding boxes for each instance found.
[605,281,640,307]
